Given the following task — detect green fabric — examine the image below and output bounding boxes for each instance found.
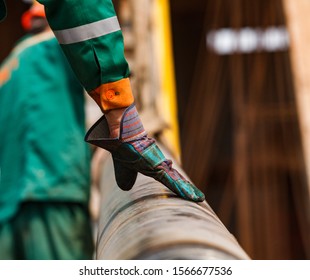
[38,0,130,91]
[0,32,91,222]
[0,202,94,260]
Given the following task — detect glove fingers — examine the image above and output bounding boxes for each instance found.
[113,157,138,191]
[159,174,205,202]
[154,163,205,202]
[123,141,205,202]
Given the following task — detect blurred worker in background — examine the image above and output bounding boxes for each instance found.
[0,1,93,259]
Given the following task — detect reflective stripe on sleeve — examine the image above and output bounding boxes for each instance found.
[53,16,121,45]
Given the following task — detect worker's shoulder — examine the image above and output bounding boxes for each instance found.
[0,31,59,86]
[12,31,58,58]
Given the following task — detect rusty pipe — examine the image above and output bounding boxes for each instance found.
[95,148,250,260]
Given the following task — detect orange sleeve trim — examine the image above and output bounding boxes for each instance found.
[89,78,134,112]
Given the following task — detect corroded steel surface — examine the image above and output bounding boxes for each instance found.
[96,153,250,260]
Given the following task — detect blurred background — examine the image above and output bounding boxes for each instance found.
[1,0,309,259]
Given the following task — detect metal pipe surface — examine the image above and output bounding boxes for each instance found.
[96,150,250,260]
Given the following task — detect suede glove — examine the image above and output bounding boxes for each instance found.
[85,104,205,202]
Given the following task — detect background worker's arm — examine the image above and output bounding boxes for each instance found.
[38,0,134,112]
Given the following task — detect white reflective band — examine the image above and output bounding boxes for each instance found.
[53,16,120,45]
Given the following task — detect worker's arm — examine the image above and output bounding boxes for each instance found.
[37,0,205,202]
[38,0,133,112]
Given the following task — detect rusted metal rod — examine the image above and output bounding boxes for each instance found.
[95,148,250,260]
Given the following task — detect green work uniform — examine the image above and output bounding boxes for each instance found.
[38,0,130,92]
[0,31,93,259]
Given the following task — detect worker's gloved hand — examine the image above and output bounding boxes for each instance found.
[85,104,205,202]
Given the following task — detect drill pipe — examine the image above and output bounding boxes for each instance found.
[95,150,250,260]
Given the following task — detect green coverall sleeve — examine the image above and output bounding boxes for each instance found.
[38,0,130,92]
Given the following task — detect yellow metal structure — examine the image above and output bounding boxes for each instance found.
[153,0,181,161]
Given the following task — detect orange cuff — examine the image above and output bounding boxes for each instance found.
[89,78,134,112]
